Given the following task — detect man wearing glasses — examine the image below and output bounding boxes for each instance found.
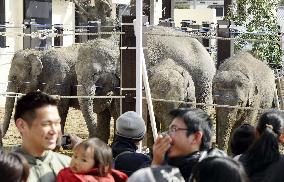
[151,108,226,181]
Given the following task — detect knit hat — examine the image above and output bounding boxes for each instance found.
[116,111,146,140]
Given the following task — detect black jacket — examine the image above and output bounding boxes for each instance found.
[239,154,284,182]
[111,136,151,176]
[166,148,227,181]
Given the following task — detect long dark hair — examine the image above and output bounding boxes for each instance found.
[243,110,284,175]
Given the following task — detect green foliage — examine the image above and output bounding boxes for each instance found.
[226,0,283,66]
[175,3,190,9]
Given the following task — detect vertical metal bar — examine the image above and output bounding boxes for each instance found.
[136,0,143,116]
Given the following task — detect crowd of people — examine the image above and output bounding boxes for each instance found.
[1,91,284,182]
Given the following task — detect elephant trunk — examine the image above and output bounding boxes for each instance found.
[2,83,18,138]
[216,107,237,152]
[77,86,97,138]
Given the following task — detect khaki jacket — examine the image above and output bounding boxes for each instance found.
[14,147,71,182]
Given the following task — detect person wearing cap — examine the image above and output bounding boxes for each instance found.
[111,111,151,176]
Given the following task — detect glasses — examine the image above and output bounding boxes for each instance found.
[165,126,192,134]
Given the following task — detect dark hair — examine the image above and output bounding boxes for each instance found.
[74,138,113,176]
[14,91,58,125]
[230,123,255,156]
[170,108,213,150]
[190,157,248,182]
[0,150,30,182]
[243,110,284,175]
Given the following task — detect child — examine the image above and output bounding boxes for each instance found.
[0,150,30,182]
[56,138,128,182]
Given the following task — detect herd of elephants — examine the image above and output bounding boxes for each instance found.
[0,26,276,152]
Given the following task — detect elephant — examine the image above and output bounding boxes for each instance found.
[148,58,196,131]
[143,26,216,113]
[1,46,80,146]
[75,26,215,142]
[75,37,120,141]
[213,52,276,151]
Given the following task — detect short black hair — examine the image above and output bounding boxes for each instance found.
[170,108,213,150]
[191,157,248,182]
[14,91,58,125]
[230,123,255,156]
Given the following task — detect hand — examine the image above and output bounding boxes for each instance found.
[151,134,172,166]
[64,133,83,149]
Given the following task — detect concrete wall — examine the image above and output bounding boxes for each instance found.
[0,0,23,107]
[174,8,217,27]
[150,0,162,25]
[52,0,75,47]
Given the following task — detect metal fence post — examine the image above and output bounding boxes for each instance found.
[217,20,234,68]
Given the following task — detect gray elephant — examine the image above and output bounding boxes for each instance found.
[213,52,276,151]
[144,26,216,113]
[1,46,79,145]
[75,38,120,141]
[75,26,215,142]
[149,58,196,131]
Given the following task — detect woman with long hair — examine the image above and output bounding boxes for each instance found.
[239,110,284,182]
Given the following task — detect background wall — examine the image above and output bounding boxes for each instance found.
[174,8,217,27]
[52,0,75,47]
[0,0,23,107]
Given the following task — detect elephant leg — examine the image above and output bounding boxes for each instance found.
[195,79,213,114]
[110,99,120,133]
[0,128,2,147]
[97,109,111,143]
[57,99,70,134]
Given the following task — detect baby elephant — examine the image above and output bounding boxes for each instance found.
[213,52,276,151]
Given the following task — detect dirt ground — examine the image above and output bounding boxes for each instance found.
[0,107,90,148]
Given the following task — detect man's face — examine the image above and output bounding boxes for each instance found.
[167,117,198,158]
[21,105,61,152]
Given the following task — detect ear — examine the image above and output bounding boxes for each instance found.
[279,133,284,143]
[192,131,203,146]
[27,54,43,78]
[15,118,28,134]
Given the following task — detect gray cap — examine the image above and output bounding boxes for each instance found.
[116,111,146,140]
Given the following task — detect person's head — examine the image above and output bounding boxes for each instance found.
[190,157,248,182]
[230,123,255,156]
[14,91,61,155]
[167,108,212,158]
[0,150,30,182]
[115,111,146,142]
[245,110,284,174]
[70,138,113,176]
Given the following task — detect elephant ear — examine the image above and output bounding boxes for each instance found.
[27,54,43,78]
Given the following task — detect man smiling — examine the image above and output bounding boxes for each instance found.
[14,91,70,182]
